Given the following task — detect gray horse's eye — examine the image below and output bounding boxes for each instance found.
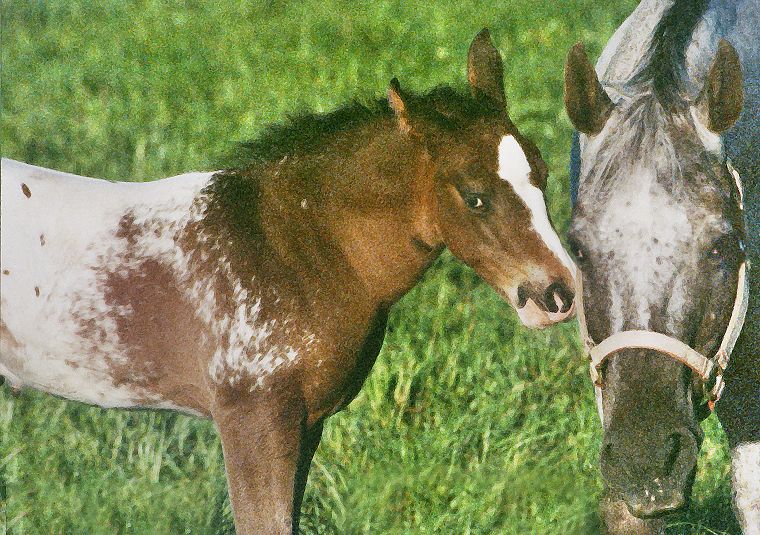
[567,236,588,263]
[708,234,742,262]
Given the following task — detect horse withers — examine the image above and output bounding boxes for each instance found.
[565,0,759,533]
[1,30,575,533]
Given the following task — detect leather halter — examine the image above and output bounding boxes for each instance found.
[575,161,749,411]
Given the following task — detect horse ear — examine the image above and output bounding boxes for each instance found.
[697,39,743,134]
[388,77,412,134]
[467,28,506,108]
[564,42,614,135]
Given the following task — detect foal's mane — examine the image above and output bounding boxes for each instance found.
[630,0,711,106]
[230,85,494,168]
[203,85,494,254]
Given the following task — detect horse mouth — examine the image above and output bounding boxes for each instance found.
[624,490,688,519]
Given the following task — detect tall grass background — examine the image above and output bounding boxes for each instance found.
[0,1,740,533]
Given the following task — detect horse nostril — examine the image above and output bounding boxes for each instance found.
[544,282,573,313]
[557,283,574,312]
[663,432,682,476]
[662,428,698,479]
[545,291,559,313]
[517,284,528,308]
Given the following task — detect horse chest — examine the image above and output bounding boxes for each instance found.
[295,307,389,423]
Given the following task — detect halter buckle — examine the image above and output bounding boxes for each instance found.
[705,375,725,411]
[589,360,603,387]
[703,362,725,404]
[715,348,729,371]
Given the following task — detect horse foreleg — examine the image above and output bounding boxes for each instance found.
[213,391,308,535]
[291,421,323,533]
[716,327,760,534]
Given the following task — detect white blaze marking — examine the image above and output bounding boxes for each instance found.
[732,441,760,535]
[497,135,575,274]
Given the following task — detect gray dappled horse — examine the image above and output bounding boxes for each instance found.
[566,0,758,533]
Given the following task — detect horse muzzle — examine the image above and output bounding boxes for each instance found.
[514,279,575,328]
[601,425,700,519]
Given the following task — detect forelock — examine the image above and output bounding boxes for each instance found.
[579,96,725,208]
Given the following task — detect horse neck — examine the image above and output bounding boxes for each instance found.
[260,120,443,310]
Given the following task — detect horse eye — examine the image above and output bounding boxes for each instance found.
[568,237,588,263]
[708,234,742,262]
[462,192,489,212]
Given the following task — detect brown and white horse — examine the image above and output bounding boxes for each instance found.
[1,30,575,533]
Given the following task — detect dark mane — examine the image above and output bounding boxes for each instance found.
[234,99,391,166]
[631,0,710,106]
[228,85,494,168]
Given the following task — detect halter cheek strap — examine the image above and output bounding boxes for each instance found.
[576,161,749,416]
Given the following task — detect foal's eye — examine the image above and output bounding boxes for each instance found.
[462,192,489,212]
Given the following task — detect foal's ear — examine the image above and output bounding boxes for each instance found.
[697,39,743,134]
[388,77,412,134]
[564,43,614,135]
[467,28,506,108]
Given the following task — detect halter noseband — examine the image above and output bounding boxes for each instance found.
[576,161,749,411]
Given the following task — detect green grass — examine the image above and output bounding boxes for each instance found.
[0,1,740,533]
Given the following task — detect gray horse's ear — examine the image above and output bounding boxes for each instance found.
[467,28,506,109]
[564,42,614,135]
[388,77,411,134]
[696,39,743,133]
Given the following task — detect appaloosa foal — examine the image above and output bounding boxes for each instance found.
[1,31,575,533]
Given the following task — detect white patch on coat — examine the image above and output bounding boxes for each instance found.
[592,168,694,332]
[205,289,305,390]
[0,158,305,409]
[497,135,576,274]
[732,441,760,535]
[0,158,214,408]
